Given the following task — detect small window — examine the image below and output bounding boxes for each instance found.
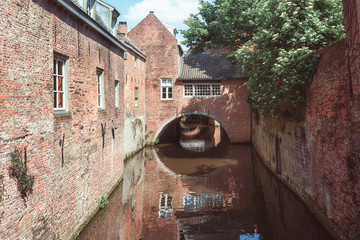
[134,57,137,68]
[183,83,221,97]
[161,79,173,100]
[159,193,173,218]
[184,84,193,96]
[212,84,221,96]
[54,55,69,112]
[97,69,105,109]
[115,80,120,108]
[135,87,139,108]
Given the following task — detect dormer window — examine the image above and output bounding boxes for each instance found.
[87,0,95,17]
[76,0,85,9]
[96,1,110,28]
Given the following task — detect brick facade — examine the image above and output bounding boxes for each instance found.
[252,39,360,240]
[119,24,147,156]
[0,0,139,239]
[127,12,251,143]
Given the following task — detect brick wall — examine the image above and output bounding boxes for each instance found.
[122,45,147,156]
[127,13,251,143]
[0,0,128,239]
[252,40,360,240]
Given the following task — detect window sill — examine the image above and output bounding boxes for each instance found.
[160,99,174,101]
[54,111,71,119]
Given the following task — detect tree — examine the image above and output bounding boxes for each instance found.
[181,0,345,117]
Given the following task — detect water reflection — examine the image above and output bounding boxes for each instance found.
[79,145,335,240]
[178,115,223,153]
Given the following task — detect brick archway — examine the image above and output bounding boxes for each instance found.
[154,111,232,142]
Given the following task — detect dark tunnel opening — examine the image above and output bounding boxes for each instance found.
[157,114,230,152]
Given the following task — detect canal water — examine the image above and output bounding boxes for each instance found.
[79,143,335,240]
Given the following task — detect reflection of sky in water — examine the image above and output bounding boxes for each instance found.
[239,233,262,240]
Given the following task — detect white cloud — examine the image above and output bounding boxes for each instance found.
[124,0,199,31]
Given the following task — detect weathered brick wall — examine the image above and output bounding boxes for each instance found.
[0,0,54,239]
[128,13,251,143]
[0,0,127,239]
[252,40,360,240]
[342,3,360,220]
[122,47,147,156]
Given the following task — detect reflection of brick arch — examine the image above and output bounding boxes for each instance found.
[154,111,232,142]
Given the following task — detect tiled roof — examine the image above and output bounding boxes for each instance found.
[177,53,247,80]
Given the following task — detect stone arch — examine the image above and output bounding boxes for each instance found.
[154,111,232,143]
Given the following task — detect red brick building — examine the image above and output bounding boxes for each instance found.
[127,12,251,144]
[118,22,147,156]
[0,0,146,239]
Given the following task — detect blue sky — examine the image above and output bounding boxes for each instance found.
[104,0,200,45]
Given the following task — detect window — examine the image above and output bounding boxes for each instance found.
[115,80,120,108]
[96,1,110,28]
[87,0,95,16]
[135,87,139,108]
[134,57,137,68]
[184,83,221,97]
[76,0,85,9]
[97,69,105,109]
[159,193,173,218]
[161,79,173,100]
[54,55,69,112]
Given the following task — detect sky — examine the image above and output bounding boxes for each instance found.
[104,0,201,46]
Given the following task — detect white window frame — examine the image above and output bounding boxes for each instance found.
[115,80,120,108]
[183,83,222,97]
[159,193,173,218]
[54,55,69,113]
[161,79,173,100]
[97,69,105,110]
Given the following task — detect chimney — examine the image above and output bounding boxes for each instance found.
[117,21,127,42]
[149,11,154,14]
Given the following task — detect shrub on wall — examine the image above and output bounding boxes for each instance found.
[9,148,34,200]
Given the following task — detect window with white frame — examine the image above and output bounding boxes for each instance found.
[161,79,173,100]
[159,193,173,218]
[96,1,110,28]
[184,83,221,97]
[97,69,105,109]
[54,55,69,112]
[135,87,139,108]
[134,57,137,69]
[115,80,120,108]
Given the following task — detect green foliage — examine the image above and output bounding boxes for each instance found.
[182,0,345,116]
[9,148,34,200]
[99,195,109,209]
